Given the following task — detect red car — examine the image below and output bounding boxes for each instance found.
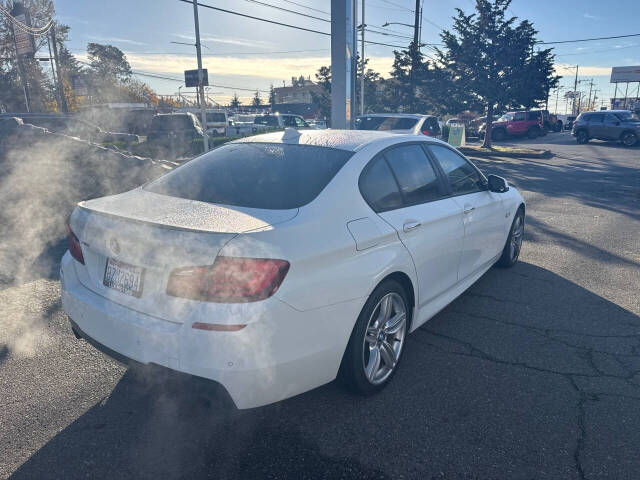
[489,111,544,141]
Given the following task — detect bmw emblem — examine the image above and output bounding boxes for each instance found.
[109,238,121,256]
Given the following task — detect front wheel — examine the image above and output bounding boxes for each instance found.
[339,280,409,395]
[621,131,638,147]
[496,208,524,268]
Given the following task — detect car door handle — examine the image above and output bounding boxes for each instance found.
[463,205,475,214]
[403,221,421,232]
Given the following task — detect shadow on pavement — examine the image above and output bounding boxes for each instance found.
[473,151,640,222]
[10,262,640,479]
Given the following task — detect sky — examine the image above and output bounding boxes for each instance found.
[52,0,640,112]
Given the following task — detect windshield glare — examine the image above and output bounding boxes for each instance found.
[498,113,514,122]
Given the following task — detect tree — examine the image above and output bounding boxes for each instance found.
[355,57,386,114]
[85,43,133,102]
[268,84,276,109]
[251,91,262,108]
[230,92,241,109]
[436,0,560,147]
[311,65,331,122]
[388,41,435,113]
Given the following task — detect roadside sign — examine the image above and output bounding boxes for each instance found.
[184,69,208,88]
[448,124,466,147]
[610,66,640,83]
[13,13,35,57]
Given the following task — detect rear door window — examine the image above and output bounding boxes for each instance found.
[359,157,403,212]
[145,143,352,210]
[588,113,605,124]
[514,112,526,122]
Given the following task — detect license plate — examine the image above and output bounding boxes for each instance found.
[103,258,144,297]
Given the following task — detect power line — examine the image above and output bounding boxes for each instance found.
[177,0,330,36]
[0,3,54,36]
[554,43,640,57]
[242,0,329,23]
[377,0,414,12]
[538,32,640,45]
[279,0,329,16]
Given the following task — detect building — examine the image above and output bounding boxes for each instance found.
[274,76,322,108]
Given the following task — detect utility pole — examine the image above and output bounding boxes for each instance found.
[192,0,209,152]
[408,0,420,112]
[50,25,68,113]
[360,0,364,116]
[586,79,594,111]
[413,0,420,48]
[572,65,579,115]
[554,86,563,114]
[623,82,629,110]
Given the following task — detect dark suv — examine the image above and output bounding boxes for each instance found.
[572,110,640,147]
[147,113,204,156]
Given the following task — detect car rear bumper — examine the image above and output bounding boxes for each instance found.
[60,252,363,409]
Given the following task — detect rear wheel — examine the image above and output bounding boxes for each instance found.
[340,280,409,395]
[576,130,589,144]
[621,131,638,147]
[496,208,524,268]
[527,127,540,139]
[492,128,506,141]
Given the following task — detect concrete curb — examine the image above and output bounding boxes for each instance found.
[459,146,553,159]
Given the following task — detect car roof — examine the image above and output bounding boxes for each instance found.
[232,128,448,152]
[357,113,431,119]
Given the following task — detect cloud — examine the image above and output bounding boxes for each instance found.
[583,13,602,20]
[554,63,612,76]
[87,36,148,46]
[120,53,395,81]
[173,33,273,48]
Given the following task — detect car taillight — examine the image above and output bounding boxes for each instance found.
[67,226,85,264]
[167,257,290,303]
[422,129,434,136]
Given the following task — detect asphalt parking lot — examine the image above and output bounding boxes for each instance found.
[1,132,639,480]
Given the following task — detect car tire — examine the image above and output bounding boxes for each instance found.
[492,129,506,141]
[621,131,638,147]
[576,130,589,144]
[496,208,525,268]
[555,122,563,132]
[527,127,539,139]
[339,279,409,395]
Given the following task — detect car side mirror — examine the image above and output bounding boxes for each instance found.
[487,174,509,193]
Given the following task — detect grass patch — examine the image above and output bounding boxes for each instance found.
[459,145,553,159]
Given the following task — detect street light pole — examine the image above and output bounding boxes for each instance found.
[192,0,209,152]
[360,0,364,116]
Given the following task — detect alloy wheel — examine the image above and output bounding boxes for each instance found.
[510,215,524,262]
[362,292,407,385]
[622,132,637,147]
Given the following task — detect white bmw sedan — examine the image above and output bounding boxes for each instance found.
[61,129,524,409]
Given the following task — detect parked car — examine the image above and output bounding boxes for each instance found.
[253,113,309,131]
[556,115,576,132]
[356,114,441,137]
[146,112,204,155]
[487,111,544,141]
[204,109,230,137]
[572,110,640,147]
[62,129,525,409]
[309,120,328,129]
[0,113,139,144]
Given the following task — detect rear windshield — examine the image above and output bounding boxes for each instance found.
[145,143,353,209]
[356,116,418,131]
[206,112,226,123]
[151,115,194,131]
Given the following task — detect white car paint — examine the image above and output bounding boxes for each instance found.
[61,129,524,409]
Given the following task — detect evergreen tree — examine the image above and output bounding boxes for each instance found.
[230,92,241,109]
[311,65,331,122]
[251,91,262,108]
[436,0,560,146]
[268,84,276,109]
